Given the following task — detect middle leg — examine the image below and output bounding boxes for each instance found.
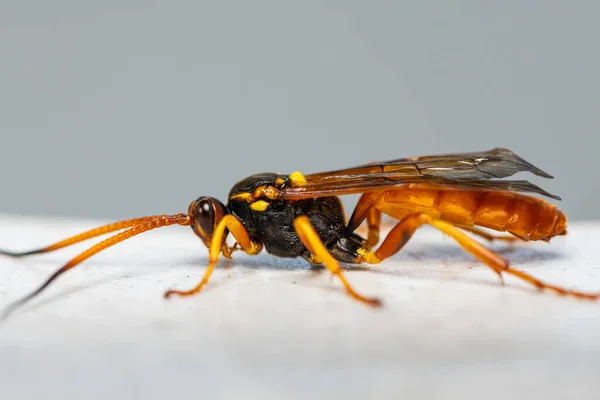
[294,216,382,307]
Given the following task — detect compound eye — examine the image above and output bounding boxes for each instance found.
[196,198,215,234]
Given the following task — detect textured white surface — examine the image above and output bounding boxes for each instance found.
[1,213,600,399]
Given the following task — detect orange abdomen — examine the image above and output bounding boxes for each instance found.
[375,184,567,241]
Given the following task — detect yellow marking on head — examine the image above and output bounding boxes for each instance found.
[275,177,285,185]
[250,200,270,212]
[230,192,253,201]
[289,171,307,186]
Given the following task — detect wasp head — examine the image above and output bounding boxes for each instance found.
[188,197,229,247]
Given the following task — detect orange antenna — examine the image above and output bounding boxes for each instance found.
[0,216,159,257]
[1,213,191,320]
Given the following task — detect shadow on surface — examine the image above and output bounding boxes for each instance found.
[0,242,568,320]
[205,243,564,270]
[0,271,153,322]
[402,243,564,264]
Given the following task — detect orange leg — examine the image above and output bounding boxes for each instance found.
[164,215,262,298]
[293,216,382,307]
[346,192,383,249]
[460,226,519,243]
[355,208,382,250]
[346,193,382,233]
[365,208,382,250]
[359,213,599,300]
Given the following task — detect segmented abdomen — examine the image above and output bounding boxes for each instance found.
[377,185,567,241]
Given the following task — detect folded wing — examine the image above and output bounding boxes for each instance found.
[282,148,561,200]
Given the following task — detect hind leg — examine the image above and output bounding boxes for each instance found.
[359,213,599,300]
[460,226,519,243]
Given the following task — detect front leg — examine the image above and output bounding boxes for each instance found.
[222,242,240,259]
[164,215,262,298]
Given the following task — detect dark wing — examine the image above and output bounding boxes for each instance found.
[282,148,561,200]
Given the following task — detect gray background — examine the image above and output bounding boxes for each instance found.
[1,1,598,221]
[2,4,600,399]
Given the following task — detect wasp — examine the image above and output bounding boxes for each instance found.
[1,148,597,317]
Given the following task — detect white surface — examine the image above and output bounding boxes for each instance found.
[1,213,600,399]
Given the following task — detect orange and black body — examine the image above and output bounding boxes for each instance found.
[1,148,596,318]
[226,173,363,263]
